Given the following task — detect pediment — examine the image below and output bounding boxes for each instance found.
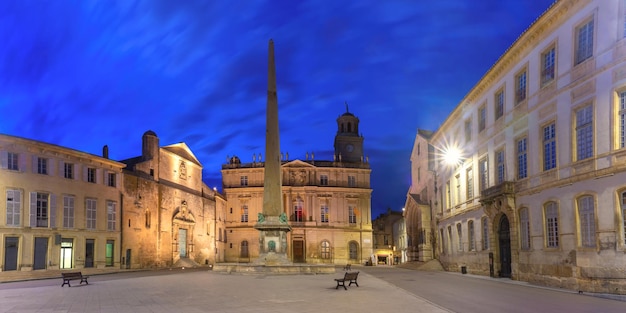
[282,159,315,168]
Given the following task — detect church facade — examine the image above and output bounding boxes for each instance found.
[406,0,626,294]
[221,109,374,265]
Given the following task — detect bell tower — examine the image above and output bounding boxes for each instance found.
[334,103,364,163]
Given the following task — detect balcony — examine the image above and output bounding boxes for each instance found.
[479,181,515,206]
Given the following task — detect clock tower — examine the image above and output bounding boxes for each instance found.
[334,103,364,163]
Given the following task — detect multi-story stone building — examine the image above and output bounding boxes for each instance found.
[221,109,373,265]
[0,134,125,271]
[120,131,226,268]
[407,0,626,294]
[372,209,404,265]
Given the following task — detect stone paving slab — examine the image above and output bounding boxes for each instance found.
[0,269,450,313]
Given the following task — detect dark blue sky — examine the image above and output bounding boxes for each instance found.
[0,0,555,217]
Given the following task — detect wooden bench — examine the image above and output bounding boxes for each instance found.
[61,272,89,287]
[343,263,352,271]
[334,271,359,290]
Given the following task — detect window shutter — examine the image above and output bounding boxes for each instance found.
[97,169,102,184]
[30,192,37,227]
[32,156,38,173]
[50,194,57,228]
[104,170,109,186]
[74,163,79,180]
[0,150,7,169]
[15,189,22,226]
[59,161,65,177]
[19,153,25,172]
[83,165,88,182]
[48,158,55,176]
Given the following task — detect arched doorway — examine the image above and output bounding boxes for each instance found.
[498,215,511,277]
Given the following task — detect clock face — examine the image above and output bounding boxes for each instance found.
[346,144,354,152]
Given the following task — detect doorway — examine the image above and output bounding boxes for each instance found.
[60,238,73,269]
[85,239,94,268]
[292,240,304,263]
[498,215,511,277]
[4,237,19,271]
[33,237,48,270]
[179,228,187,257]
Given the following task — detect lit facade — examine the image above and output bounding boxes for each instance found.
[221,109,373,265]
[0,134,125,271]
[372,209,404,265]
[407,0,626,294]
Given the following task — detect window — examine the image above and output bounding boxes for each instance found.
[7,152,19,171]
[64,163,74,179]
[515,70,527,103]
[240,176,248,186]
[468,221,475,251]
[6,189,21,226]
[482,217,489,250]
[520,208,530,250]
[621,191,626,245]
[466,167,474,199]
[63,196,74,228]
[294,198,303,222]
[479,157,488,191]
[107,173,116,187]
[496,149,505,184]
[349,241,358,260]
[465,119,472,143]
[86,199,97,230]
[543,123,557,170]
[445,181,451,209]
[478,104,486,132]
[320,204,329,223]
[348,176,356,187]
[241,205,248,222]
[578,195,596,248]
[87,168,96,183]
[348,206,357,224]
[107,201,116,231]
[575,18,594,65]
[440,228,445,254]
[575,105,593,161]
[320,175,328,186]
[541,46,555,86]
[457,223,462,251]
[321,241,331,259]
[495,90,504,120]
[455,174,461,205]
[617,91,626,148]
[447,226,453,254]
[517,137,528,179]
[37,157,48,175]
[545,202,559,248]
[36,192,48,227]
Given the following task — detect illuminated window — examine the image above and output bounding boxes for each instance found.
[294,198,303,222]
[578,195,596,248]
[321,240,331,259]
[541,46,555,86]
[575,105,593,161]
[619,91,626,149]
[517,137,527,179]
[520,208,530,250]
[515,69,527,103]
[320,204,329,223]
[495,89,504,120]
[6,189,21,226]
[575,18,594,65]
[542,123,557,171]
[86,198,97,230]
[241,205,248,223]
[545,202,559,248]
[63,196,74,228]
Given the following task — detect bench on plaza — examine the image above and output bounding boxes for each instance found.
[334,271,359,290]
[61,272,89,287]
[343,263,352,271]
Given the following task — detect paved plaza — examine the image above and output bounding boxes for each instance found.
[0,267,450,313]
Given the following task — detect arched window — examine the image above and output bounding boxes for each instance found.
[468,220,475,251]
[578,195,596,248]
[621,191,626,245]
[456,223,463,251]
[519,207,530,250]
[321,240,331,259]
[545,202,559,248]
[240,240,249,258]
[481,217,489,250]
[348,241,358,260]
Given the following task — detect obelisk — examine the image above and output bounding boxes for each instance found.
[254,39,291,265]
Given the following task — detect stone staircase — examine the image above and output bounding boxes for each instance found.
[173,258,201,269]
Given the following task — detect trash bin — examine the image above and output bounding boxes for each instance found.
[461,266,467,274]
